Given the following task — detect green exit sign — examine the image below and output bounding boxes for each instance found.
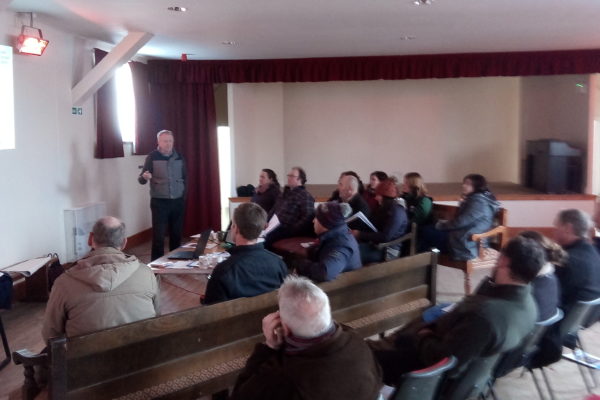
[71,107,83,115]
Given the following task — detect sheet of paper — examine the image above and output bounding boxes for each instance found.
[1,256,51,277]
[260,214,281,237]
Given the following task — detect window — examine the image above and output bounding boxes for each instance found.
[218,126,232,230]
[115,63,136,146]
[0,45,15,150]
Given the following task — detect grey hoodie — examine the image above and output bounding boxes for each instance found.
[42,247,159,341]
[437,191,500,261]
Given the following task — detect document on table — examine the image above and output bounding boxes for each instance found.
[1,256,51,277]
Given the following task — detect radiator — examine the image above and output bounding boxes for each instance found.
[64,202,107,262]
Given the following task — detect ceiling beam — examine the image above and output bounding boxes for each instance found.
[72,31,153,106]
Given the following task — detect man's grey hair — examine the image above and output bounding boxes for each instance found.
[156,129,173,139]
[278,275,332,338]
[557,209,592,238]
[92,216,127,249]
[341,175,359,192]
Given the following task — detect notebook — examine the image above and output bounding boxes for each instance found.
[168,229,212,260]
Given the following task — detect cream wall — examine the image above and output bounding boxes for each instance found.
[0,11,151,265]
[231,77,521,185]
[229,83,285,187]
[520,74,591,189]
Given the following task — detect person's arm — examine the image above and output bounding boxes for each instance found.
[41,280,68,342]
[150,267,160,315]
[358,206,407,244]
[437,197,487,231]
[416,313,494,371]
[230,343,299,400]
[201,266,230,305]
[297,246,352,282]
[138,155,153,184]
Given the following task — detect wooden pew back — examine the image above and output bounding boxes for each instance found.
[44,251,437,400]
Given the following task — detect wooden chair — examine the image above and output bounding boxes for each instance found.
[434,204,508,294]
[377,222,418,261]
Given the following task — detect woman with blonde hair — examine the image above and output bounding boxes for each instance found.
[401,172,433,226]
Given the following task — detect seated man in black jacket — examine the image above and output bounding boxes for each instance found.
[202,203,288,305]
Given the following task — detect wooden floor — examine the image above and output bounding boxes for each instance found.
[1,242,599,400]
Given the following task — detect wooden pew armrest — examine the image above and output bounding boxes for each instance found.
[470,225,507,242]
[13,349,48,366]
[377,232,413,250]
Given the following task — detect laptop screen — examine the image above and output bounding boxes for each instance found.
[193,229,212,258]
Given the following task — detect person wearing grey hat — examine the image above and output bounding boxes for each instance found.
[294,202,362,282]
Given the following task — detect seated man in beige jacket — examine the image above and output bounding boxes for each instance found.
[42,216,159,341]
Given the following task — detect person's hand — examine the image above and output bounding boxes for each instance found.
[351,229,360,238]
[262,311,285,350]
[142,171,152,180]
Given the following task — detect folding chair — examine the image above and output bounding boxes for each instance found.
[560,297,600,394]
[390,356,456,400]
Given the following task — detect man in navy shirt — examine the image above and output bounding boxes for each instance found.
[202,203,287,305]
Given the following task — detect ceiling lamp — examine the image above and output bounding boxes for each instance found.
[413,0,434,5]
[16,13,49,56]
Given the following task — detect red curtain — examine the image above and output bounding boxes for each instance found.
[148,48,600,84]
[149,82,221,235]
[94,49,124,159]
[129,61,158,155]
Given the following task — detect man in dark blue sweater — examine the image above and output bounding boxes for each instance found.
[202,203,287,305]
[295,202,362,282]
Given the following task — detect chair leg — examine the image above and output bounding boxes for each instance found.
[540,367,556,400]
[529,369,547,400]
[464,272,472,295]
[572,348,593,393]
[577,337,598,388]
[0,315,10,370]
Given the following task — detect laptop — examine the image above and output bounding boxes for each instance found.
[168,229,212,260]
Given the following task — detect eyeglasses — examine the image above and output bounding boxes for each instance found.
[287,174,299,178]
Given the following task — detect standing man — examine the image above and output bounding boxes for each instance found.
[138,130,186,260]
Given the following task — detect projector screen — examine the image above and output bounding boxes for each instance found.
[0,45,15,150]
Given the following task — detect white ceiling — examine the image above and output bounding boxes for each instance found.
[7,0,600,60]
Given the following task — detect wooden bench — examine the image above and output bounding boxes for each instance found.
[13,251,438,400]
[433,203,508,294]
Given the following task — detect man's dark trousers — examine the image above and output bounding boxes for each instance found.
[151,197,185,260]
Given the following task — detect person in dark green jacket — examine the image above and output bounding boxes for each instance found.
[401,172,433,226]
[368,236,546,385]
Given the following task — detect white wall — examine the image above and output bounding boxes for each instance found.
[230,83,285,187]
[231,77,521,186]
[0,11,151,265]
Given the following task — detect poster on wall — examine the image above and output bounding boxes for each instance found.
[0,45,15,150]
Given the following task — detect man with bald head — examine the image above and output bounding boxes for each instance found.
[42,216,159,341]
